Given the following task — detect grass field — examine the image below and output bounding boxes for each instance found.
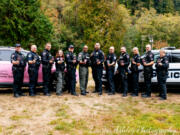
[0,71,179,135]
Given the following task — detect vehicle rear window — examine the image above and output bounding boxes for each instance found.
[0,50,14,61]
[154,53,159,62]
[153,53,171,63]
[0,50,28,61]
[171,53,180,63]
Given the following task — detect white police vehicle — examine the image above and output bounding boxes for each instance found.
[139,47,180,85]
[102,47,180,85]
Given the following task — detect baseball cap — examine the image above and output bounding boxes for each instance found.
[15,44,21,47]
[69,45,74,48]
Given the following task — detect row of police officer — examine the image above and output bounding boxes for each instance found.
[11,43,169,100]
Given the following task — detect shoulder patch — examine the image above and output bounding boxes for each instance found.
[43,52,46,56]
[28,54,32,58]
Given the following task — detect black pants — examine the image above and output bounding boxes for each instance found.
[132,71,139,95]
[157,73,167,99]
[120,72,128,95]
[144,69,152,96]
[67,68,76,94]
[28,67,39,95]
[92,67,103,93]
[107,69,115,94]
[12,67,24,95]
[42,66,51,94]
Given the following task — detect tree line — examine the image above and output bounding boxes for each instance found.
[0,0,180,55]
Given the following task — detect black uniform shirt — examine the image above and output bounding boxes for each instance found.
[65,51,78,69]
[11,51,26,68]
[117,52,130,72]
[55,56,65,71]
[27,51,40,68]
[142,51,154,67]
[41,49,53,67]
[90,49,104,68]
[155,56,169,72]
[105,53,116,70]
[131,54,140,72]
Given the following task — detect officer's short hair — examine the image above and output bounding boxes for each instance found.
[45,42,51,46]
[31,44,37,49]
[121,46,126,51]
[146,44,151,49]
[84,45,88,48]
[109,46,114,49]
[95,43,100,46]
[133,47,139,53]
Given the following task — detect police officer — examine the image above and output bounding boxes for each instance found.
[11,44,26,98]
[90,43,104,95]
[117,47,130,97]
[27,45,40,96]
[41,43,54,96]
[78,45,90,96]
[155,49,169,100]
[55,50,65,96]
[130,47,141,97]
[65,45,78,96]
[142,44,154,98]
[105,46,116,95]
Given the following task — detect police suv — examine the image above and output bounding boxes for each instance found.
[102,47,180,85]
[139,47,180,85]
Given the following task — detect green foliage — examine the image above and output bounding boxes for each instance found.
[135,8,180,48]
[0,0,53,50]
[1,0,180,55]
[48,0,131,54]
[119,0,177,14]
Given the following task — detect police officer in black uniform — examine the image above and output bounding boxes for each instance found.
[90,43,104,95]
[11,44,26,98]
[41,43,54,96]
[155,49,169,100]
[65,45,78,96]
[27,45,40,96]
[142,44,154,98]
[117,47,130,97]
[105,46,116,95]
[130,47,141,97]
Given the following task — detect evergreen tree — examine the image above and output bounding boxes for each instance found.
[154,0,175,13]
[0,0,53,50]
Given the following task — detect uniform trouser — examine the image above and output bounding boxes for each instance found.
[42,66,51,94]
[144,70,152,96]
[67,68,76,94]
[132,71,139,95]
[107,69,115,94]
[79,66,89,94]
[28,68,39,95]
[92,67,103,93]
[56,71,64,94]
[120,72,128,94]
[12,68,24,95]
[157,73,167,99]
